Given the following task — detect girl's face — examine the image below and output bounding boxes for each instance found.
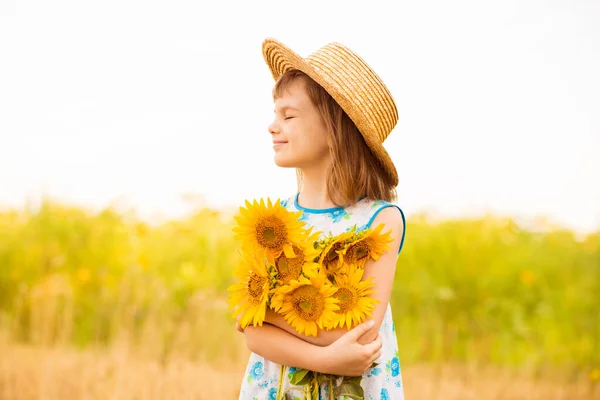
[268,78,330,170]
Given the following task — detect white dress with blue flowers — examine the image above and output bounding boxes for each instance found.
[237,193,406,400]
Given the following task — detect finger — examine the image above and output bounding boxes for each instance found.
[368,349,382,366]
[363,335,382,353]
[344,320,375,342]
[369,334,383,349]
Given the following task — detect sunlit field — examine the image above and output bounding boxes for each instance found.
[0,199,598,399]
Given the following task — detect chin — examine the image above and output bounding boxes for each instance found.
[273,155,297,168]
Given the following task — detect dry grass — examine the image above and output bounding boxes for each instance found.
[2,202,598,400]
[1,336,597,400]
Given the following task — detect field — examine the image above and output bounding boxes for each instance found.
[0,198,599,399]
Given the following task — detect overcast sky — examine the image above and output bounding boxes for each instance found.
[0,0,598,233]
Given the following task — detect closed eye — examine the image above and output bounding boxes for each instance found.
[284,116,295,120]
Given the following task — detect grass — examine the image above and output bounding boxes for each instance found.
[0,197,599,399]
[1,336,597,400]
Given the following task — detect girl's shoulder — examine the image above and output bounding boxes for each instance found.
[278,193,406,255]
[359,197,404,223]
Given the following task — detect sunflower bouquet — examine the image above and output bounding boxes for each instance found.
[227,198,393,400]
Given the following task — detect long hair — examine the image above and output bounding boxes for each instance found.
[273,70,397,207]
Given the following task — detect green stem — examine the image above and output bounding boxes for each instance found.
[328,378,334,400]
[277,364,286,400]
[311,377,319,399]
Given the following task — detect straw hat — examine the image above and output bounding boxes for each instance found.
[262,37,399,186]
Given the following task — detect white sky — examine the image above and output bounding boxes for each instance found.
[0,0,599,234]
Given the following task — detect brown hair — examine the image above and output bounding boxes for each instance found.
[272,70,397,207]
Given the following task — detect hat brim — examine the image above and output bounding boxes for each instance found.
[262,38,399,187]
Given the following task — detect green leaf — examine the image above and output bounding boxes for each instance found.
[289,368,311,385]
[334,380,364,400]
[296,373,313,386]
[344,376,363,385]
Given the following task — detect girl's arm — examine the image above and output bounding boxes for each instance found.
[263,207,405,347]
[244,320,382,377]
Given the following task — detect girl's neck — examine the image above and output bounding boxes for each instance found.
[298,165,336,210]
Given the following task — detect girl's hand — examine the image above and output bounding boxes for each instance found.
[322,321,382,377]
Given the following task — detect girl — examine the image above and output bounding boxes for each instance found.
[237,38,406,399]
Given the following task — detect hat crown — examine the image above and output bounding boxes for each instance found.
[304,42,398,144]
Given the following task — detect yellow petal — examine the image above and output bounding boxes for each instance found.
[283,243,296,258]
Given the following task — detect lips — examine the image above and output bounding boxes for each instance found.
[273,140,288,145]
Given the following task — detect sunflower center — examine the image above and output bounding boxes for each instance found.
[255,216,288,250]
[291,285,324,322]
[346,241,370,264]
[333,287,357,314]
[276,246,304,284]
[248,273,266,302]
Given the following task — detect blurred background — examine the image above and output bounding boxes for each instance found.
[0,0,599,399]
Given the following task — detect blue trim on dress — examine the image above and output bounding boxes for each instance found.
[294,192,344,214]
[366,203,407,255]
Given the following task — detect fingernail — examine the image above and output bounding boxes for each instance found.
[367,320,374,327]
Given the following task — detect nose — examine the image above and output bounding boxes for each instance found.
[268,119,280,136]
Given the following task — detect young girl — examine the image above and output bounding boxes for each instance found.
[237,38,406,399]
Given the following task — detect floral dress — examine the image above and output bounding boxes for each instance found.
[237,193,407,400]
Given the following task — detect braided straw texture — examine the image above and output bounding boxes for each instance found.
[262,38,399,186]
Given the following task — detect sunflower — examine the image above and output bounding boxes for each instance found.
[271,274,339,337]
[318,230,354,278]
[273,228,322,285]
[233,198,307,263]
[342,223,394,268]
[330,265,379,329]
[227,252,270,328]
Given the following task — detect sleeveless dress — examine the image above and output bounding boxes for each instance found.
[237,193,407,400]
